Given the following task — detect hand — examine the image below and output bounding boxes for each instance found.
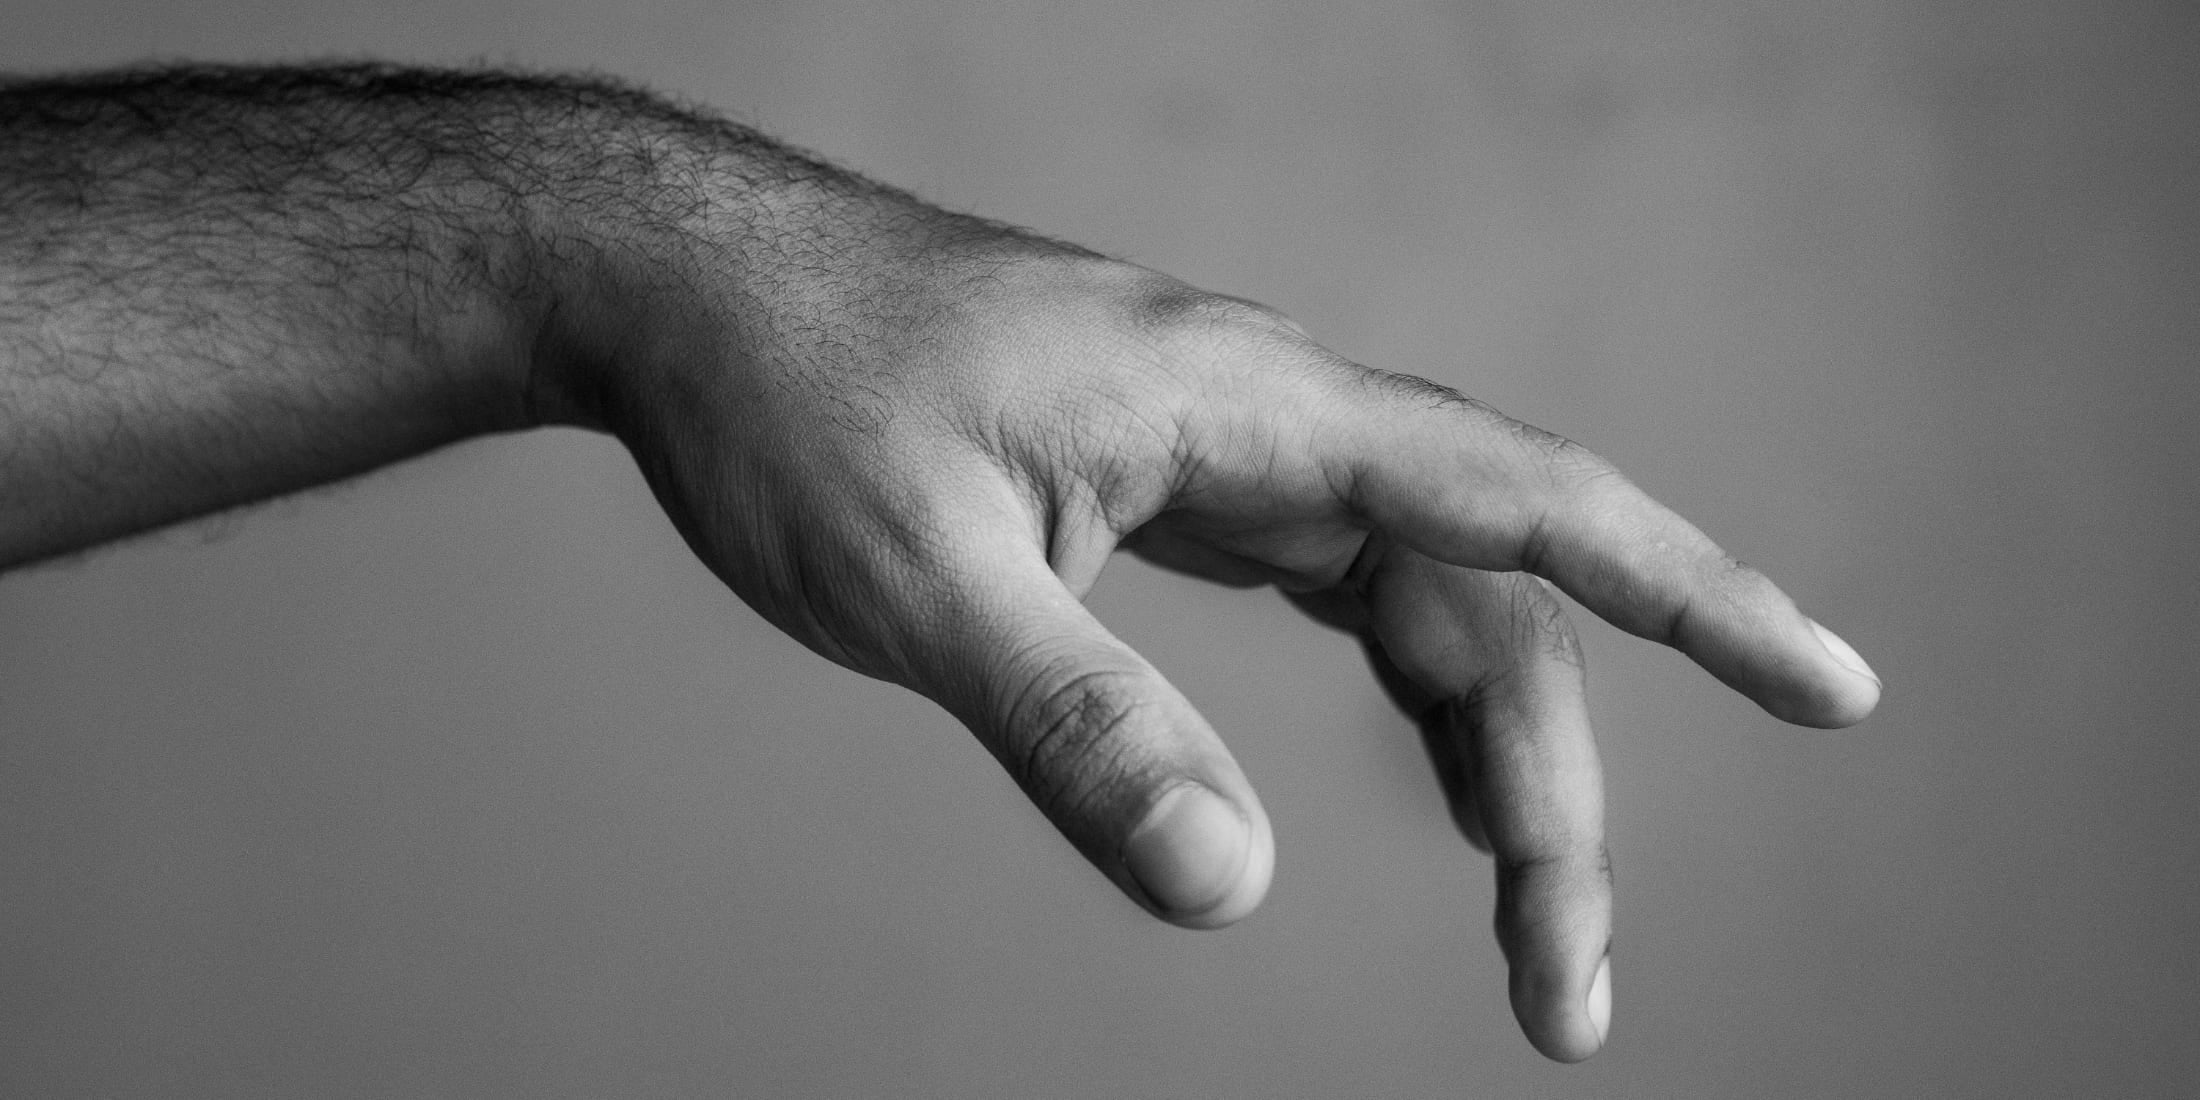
[547,200,1884,1061]
[0,64,1878,1062]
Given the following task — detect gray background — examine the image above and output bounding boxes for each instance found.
[3,1,2194,1096]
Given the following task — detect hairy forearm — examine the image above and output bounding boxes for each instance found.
[0,63,936,566]
[0,62,1885,1069]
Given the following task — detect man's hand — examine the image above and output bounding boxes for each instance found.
[0,64,1880,1064]
[541,168,1882,1060]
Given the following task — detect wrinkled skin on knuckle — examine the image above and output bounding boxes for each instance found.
[996,659,1164,849]
[1505,575,1587,676]
[1349,362,1491,418]
[1493,844,1614,962]
[1527,430,1625,502]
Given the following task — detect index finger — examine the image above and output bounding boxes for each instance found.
[1318,366,1881,729]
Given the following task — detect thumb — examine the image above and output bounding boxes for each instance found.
[916,537,1274,929]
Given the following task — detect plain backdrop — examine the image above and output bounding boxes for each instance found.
[2,1,2194,1097]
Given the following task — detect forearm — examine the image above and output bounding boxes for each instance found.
[0,63,892,567]
[0,61,1884,1069]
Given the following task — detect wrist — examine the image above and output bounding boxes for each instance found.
[513,96,805,438]
[512,89,1051,442]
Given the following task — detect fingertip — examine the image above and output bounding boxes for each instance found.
[1514,952,1611,1063]
[1808,619,1881,719]
[1494,854,1612,1063]
[1122,782,1271,929]
[1214,792,1276,927]
[1777,619,1881,728]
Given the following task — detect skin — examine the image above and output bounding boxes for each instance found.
[0,64,1880,1064]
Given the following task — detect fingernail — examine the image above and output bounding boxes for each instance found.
[1586,955,1612,1047]
[1809,620,1880,687]
[1123,782,1249,922]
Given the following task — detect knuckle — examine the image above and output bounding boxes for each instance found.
[1357,364,1486,416]
[1002,663,1156,828]
[1505,576,1587,672]
[1127,282,1307,362]
[1712,552,1774,597]
[1510,421,1615,491]
[1494,843,1612,902]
